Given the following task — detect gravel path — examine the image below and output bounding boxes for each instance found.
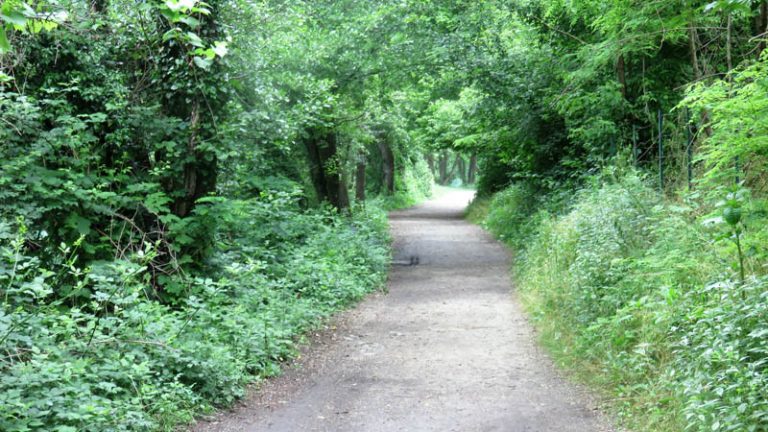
[191,189,613,432]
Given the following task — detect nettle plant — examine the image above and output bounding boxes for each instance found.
[704,186,751,287]
[721,189,747,285]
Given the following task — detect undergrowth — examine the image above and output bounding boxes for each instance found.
[0,192,390,431]
[464,195,490,225]
[475,169,768,432]
[377,157,434,210]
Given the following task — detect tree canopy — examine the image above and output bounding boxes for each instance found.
[3,0,768,429]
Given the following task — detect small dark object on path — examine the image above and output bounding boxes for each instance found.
[392,255,419,266]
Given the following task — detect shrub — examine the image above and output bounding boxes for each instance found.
[479,170,768,431]
[482,182,542,250]
[0,196,390,431]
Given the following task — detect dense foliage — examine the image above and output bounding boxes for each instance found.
[473,169,768,431]
[4,0,768,429]
[459,0,768,430]
[1,0,420,429]
[0,194,389,430]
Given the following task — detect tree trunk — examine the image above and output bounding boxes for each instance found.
[339,170,351,211]
[457,155,466,184]
[304,128,350,210]
[162,1,223,220]
[378,139,395,195]
[689,25,712,137]
[155,1,226,271]
[726,13,733,76]
[616,52,627,99]
[467,153,477,184]
[438,152,448,184]
[91,0,107,14]
[756,1,768,57]
[689,26,703,81]
[445,154,461,184]
[90,0,113,167]
[355,152,366,202]
[170,104,218,220]
[426,153,435,177]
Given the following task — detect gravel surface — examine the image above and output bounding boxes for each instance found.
[190,189,614,432]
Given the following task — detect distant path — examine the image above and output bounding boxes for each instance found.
[192,189,612,432]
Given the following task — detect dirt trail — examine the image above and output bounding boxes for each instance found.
[192,189,612,432]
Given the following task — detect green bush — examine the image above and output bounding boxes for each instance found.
[675,277,768,431]
[479,171,768,431]
[481,183,542,250]
[0,195,390,431]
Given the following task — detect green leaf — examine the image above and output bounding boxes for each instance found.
[192,56,212,69]
[162,28,182,42]
[212,41,228,58]
[186,31,204,47]
[160,8,182,23]
[0,26,9,54]
[199,47,216,59]
[65,214,92,236]
[704,1,719,12]
[178,0,197,9]
[0,10,27,27]
[179,16,200,28]
[144,192,172,214]
[164,0,183,12]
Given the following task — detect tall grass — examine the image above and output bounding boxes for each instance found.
[476,170,768,431]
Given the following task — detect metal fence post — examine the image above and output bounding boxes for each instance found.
[658,108,664,191]
[632,125,638,166]
[686,109,693,191]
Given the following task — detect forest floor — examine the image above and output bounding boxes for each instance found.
[191,189,614,432]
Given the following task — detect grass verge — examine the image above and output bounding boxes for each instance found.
[469,170,768,432]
